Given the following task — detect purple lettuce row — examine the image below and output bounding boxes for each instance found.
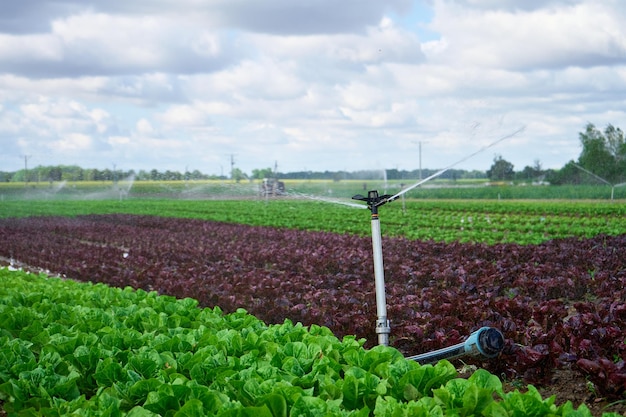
[1,214,625,397]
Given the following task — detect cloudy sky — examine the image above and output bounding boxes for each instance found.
[1,0,625,176]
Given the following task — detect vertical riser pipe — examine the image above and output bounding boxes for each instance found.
[371,212,390,346]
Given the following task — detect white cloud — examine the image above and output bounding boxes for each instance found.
[54,133,92,151]
[158,105,208,128]
[136,119,155,136]
[0,33,63,61]
[1,0,625,175]
[425,1,626,69]
[108,135,130,146]
[204,58,306,100]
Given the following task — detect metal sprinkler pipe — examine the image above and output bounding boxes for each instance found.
[370,201,390,346]
[352,190,393,345]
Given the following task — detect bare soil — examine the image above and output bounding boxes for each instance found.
[505,368,626,416]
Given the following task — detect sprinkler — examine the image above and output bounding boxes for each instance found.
[293,127,524,362]
[348,127,526,362]
[353,190,505,362]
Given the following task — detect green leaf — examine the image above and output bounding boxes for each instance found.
[395,361,457,400]
[91,390,123,417]
[95,357,126,387]
[47,333,79,356]
[143,385,182,415]
[482,400,509,417]
[501,386,554,417]
[0,337,37,378]
[174,399,205,417]
[48,370,81,401]
[18,320,47,348]
[281,357,305,377]
[126,406,160,417]
[290,395,329,417]
[341,374,360,410]
[467,369,503,393]
[434,378,467,410]
[126,378,163,406]
[260,393,288,417]
[362,345,403,375]
[461,382,494,416]
[128,350,162,379]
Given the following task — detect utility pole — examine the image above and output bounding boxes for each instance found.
[20,155,31,186]
[418,141,422,180]
[229,154,236,180]
[411,141,425,180]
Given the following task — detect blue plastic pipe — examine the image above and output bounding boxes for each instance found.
[406,327,504,364]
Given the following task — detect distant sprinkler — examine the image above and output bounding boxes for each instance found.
[572,163,624,201]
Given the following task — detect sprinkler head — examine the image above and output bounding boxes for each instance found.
[476,327,505,358]
[352,190,394,211]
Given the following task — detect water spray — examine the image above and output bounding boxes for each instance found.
[351,126,524,363]
[572,163,626,201]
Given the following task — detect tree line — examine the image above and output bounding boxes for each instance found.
[0,167,221,183]
[3,123,624,185]
[485,123,625,185]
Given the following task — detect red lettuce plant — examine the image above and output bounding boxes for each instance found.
[1,214,625,397]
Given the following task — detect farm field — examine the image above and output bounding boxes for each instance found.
[1,178,625,200]
[0,196,625,415]
[1,198,625,244]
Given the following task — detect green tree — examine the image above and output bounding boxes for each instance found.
[252,167,274,179]
[49,166,63,182]
[517,159,543,182]
[486,155,514,181]
[164,170,182,181]
[190,169,204,180]
[578,123,626,184]
[546,161,585,185]
[231,168,247,183]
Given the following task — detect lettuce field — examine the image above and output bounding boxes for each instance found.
[1,269,595,417]
[0,197,625,416]
[1,198,625,244]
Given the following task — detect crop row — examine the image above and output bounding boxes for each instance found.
[1,198,625,244]
[1,214,624,399]
[2,268,595,416]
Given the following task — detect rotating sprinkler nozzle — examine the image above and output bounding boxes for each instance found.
[352,188,506,362]
[406,327,505,364]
